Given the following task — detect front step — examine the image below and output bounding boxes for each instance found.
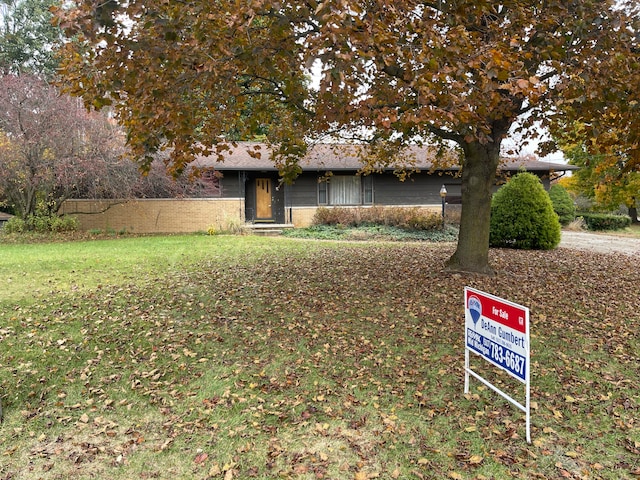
[245,223,294,236]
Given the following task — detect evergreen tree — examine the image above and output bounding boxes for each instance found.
[549,184,576,226]
[0,0,63,77]
[490,173,561,250]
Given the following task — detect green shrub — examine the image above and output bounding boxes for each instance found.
[549,184,576,225]
[49,215,79,233]
[490,172,561,250]
[2,214,78,234]
[3,216,27,234]
[578,212,631,231]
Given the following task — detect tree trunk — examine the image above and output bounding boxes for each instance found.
[445,141,501,275]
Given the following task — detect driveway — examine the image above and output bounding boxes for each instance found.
[560,230,640,255]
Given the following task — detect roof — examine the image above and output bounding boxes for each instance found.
[0,212,13,221]
[193,142,576,173]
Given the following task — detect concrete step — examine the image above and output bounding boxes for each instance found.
[245,223,294,236]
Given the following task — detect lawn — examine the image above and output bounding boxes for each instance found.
[0,234,638,479]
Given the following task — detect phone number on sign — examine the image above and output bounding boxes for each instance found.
[467,329,527,380]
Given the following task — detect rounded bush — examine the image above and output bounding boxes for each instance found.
[490,172,561,250]
[549,184,576,225]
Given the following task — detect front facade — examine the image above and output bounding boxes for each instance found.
[233,171,463,227]
[209,143,571,228]
[62,143,575,233]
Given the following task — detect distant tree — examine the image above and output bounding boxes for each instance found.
[0,0,63,77]
[559,142,640,219]
[129,157,223,199]
[54,1,640,273]
[0,74,130,217]
[490,172,561,250]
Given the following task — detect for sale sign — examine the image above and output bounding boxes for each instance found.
[464,287,532,443]
[465,287,529,382]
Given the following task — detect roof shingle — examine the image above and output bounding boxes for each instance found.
[193,142,575,173]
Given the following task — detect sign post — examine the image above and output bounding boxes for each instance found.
[464,287,531,443]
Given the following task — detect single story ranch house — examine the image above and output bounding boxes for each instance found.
[61,142,576,234]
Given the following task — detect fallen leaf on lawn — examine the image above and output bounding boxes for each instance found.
[194,452,208,464]
[209,463,221,476]
[448,472,463,480]
[469,455,483,465]
[564,451,579,459]
[354,471,367,480]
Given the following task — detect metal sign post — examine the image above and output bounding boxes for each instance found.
[464,287,531,443]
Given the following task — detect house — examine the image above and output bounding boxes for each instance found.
[193,142,576,227]
[61,142,576,233]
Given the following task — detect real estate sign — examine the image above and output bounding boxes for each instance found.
[464,287,531,443]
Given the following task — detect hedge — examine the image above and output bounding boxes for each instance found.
[578,213,631,231]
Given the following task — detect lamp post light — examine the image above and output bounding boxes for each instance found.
[439,185,447,227]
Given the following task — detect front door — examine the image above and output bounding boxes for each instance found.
[255,178,273,220]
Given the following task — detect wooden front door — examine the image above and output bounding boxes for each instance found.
[255,178,273,220]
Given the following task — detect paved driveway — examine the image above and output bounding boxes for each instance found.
[560,231,640,255]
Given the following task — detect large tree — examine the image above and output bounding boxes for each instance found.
[0,0,63,77]
[0,74,130,217]
[54,1,640,273]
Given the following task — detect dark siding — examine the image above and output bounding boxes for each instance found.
[289,171,463,206]
[374,174,461,205]
[272,184,286,223]
[289,174,321,207]
[218,171,243,198]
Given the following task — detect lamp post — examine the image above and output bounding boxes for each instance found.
[439,185,447,227]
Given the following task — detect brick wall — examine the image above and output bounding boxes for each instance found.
[290,207,318,227]
[60,198,245,234]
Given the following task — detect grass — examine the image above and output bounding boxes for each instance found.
[0,234,639,479]
[611,224,640,238]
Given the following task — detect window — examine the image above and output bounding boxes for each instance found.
[318,180,328,205]
[330,176,361,205]
[363,176,373,204]
[318,175,374,205]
